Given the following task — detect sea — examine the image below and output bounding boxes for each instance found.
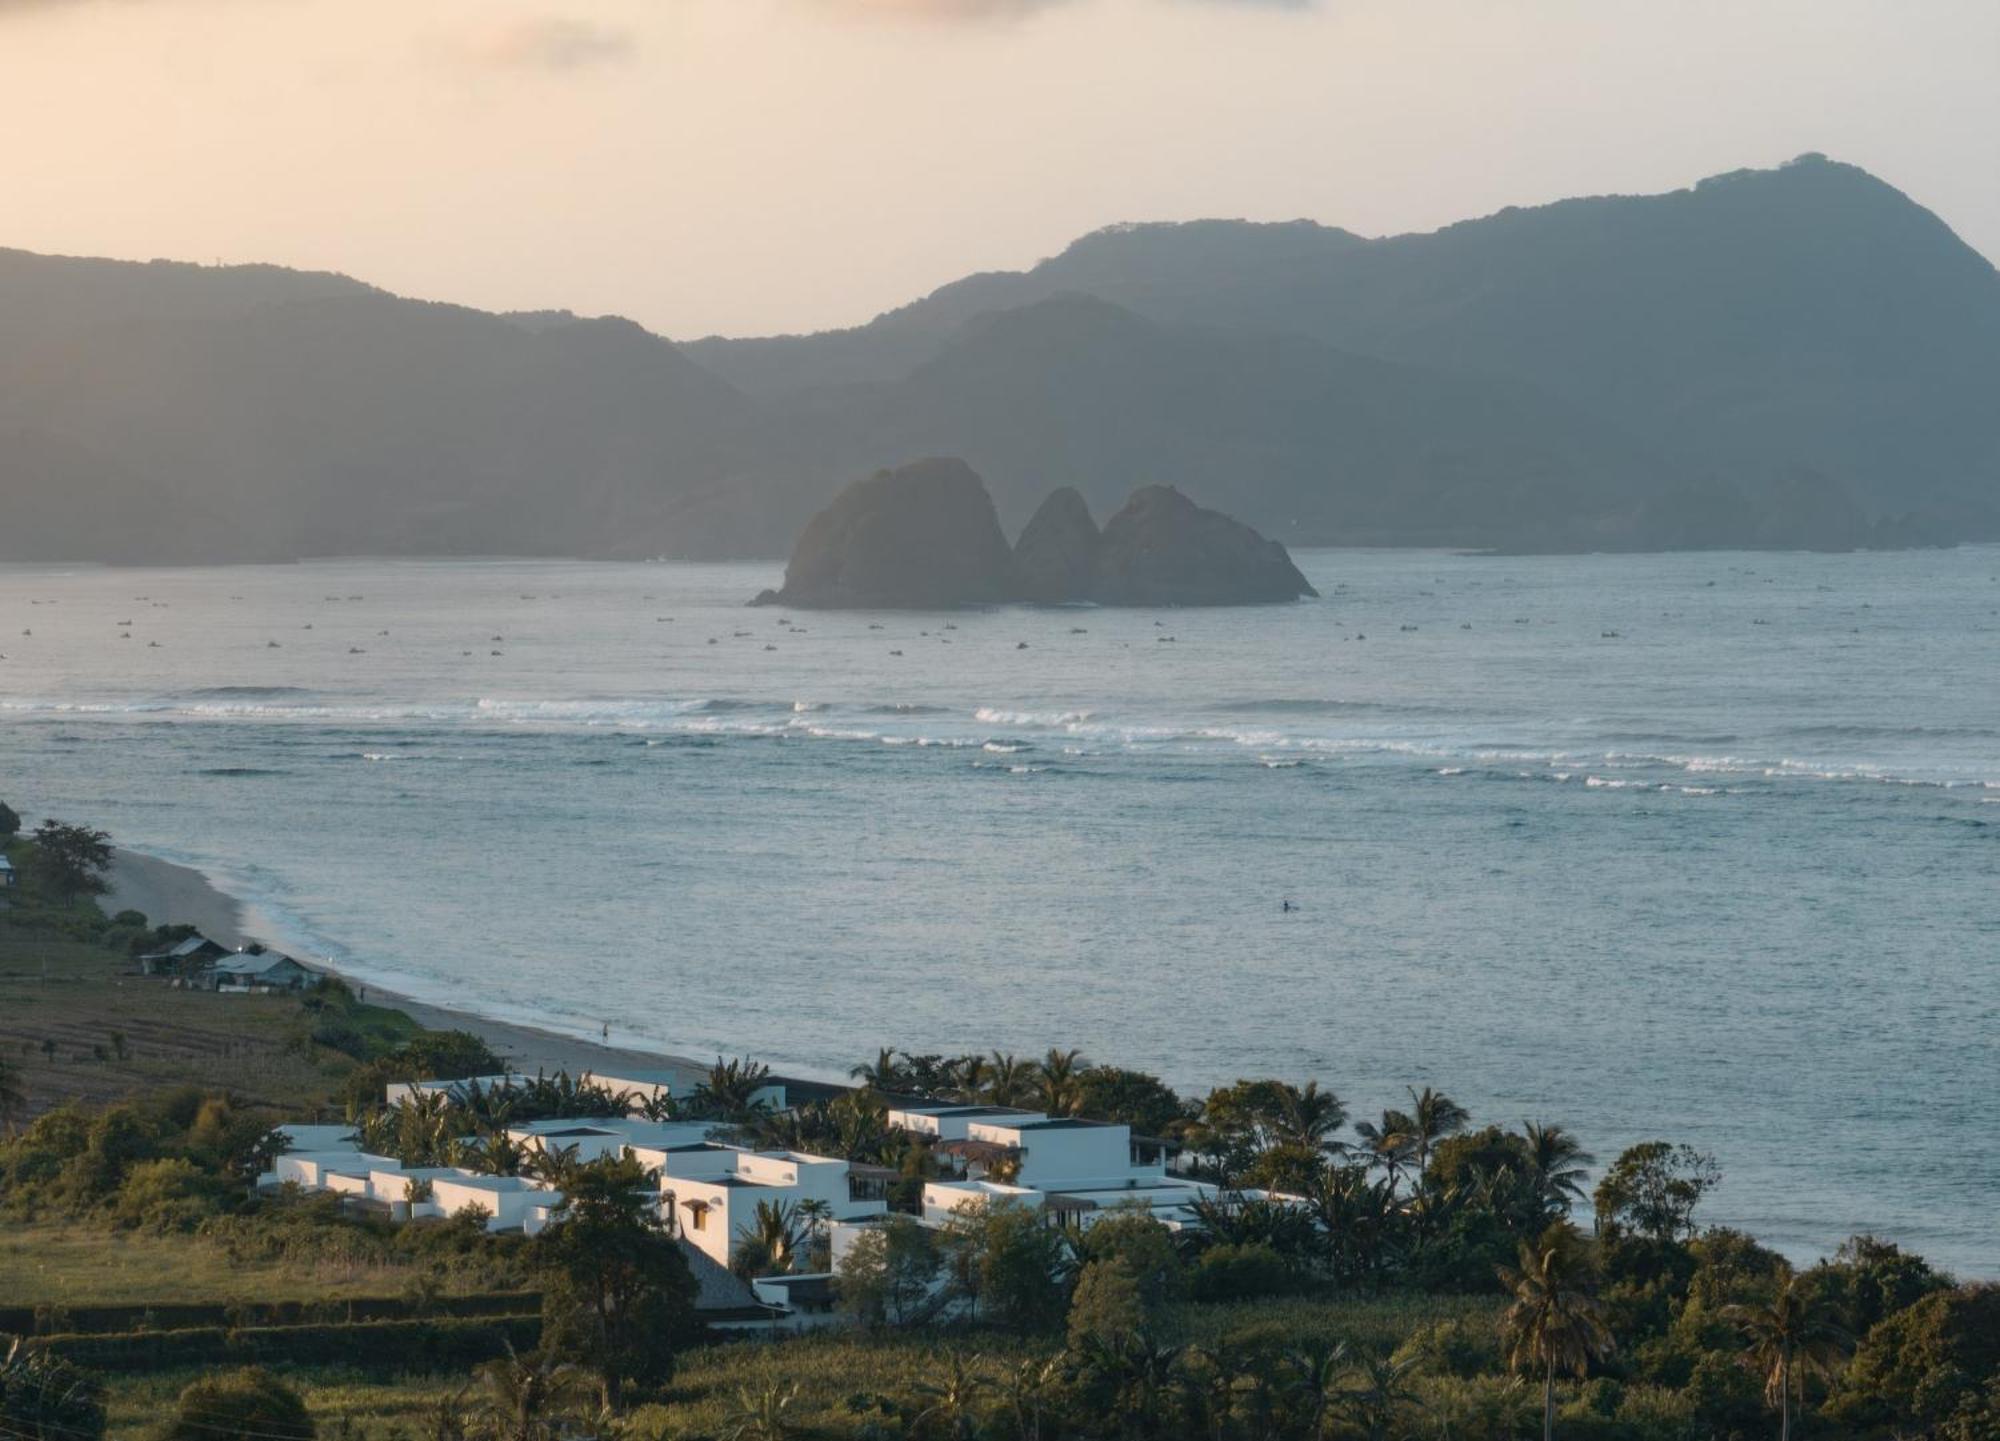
[1,550,1995,1276]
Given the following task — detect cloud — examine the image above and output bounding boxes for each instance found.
[449,16,637,70]
[809,0,1315,18]
[810,0,1072,18]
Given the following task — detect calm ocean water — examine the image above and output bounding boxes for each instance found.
[2,551,1996,1274]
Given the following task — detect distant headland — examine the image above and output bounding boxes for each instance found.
[749,459,1318,609]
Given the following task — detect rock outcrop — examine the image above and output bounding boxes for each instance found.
[754,462,1316,608]
[1011,487,1101,603]
[750,457,1017,609]
[1091,485,1318,605]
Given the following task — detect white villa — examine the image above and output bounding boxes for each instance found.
[642,1142,894,1269]
[505,1116,715,1164]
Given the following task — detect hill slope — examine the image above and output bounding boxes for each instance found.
[4,155,1996,561]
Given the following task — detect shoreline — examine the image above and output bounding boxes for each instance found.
[101,847,713,1092]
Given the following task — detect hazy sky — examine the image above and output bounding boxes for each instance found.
[2,0,1996,337]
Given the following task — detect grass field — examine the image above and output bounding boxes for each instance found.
[0,841,398,1120]
[0,1220,475,1308]
[90,1293,1509,1441]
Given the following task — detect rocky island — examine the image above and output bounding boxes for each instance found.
[752,459,1317,609]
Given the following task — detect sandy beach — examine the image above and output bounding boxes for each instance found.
[102,847,711,1091]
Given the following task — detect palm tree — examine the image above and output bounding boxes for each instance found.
[0,1057,26,1137]
[1274,1081,1348,1155]
[949,1053,990,1102]
[523,1141,584,1189]
[986,1052,1035,1107]
[909,1351,990,1441]
[464,1131,527,1177]
[719,1379,801,1441]
[794,1196,834,1270]
[1404,1086,1470,1177]
[1,1336,104,1441]
[1498,1222,1615,1441]
[1353,1107,1418,1189]
[1519,1122,1595,1213]
[998,1354,1066,1441]
[477,1342,591,1441]
[1036,1048,1087,1115]
[1337,1352,1426,1441]
[850,1047,907,1094]
[1724,1273,1850,1441]
[1280,1339,1349,1439]
[694,1055,775,1123]
[732,1198,801,1279]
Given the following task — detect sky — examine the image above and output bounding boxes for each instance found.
[1,0,1996,338]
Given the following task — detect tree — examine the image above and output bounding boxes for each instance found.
[1592,1141,1721,1243]
[1,1337,104,1441]
[535,1154,700,1410]
[719,1378,801,1441]
[850,1047,908,1094]
[1519,1122,1595,1213]
[838,1215,943,1327]
[28,820,113,898]
[477,1344,592,1441]
[731,1198,801,1279]
[1337,1352,1427,1441]
[163,1368,312,1441]
[690,1056,774,1123]
[1036,1048,1087,1115]
[794,1196,834,1270]
[0,801,20,838]
[909,1351,992,1441]
[945,1200,1071,1334]
[984,1052,1036,1107]
[1498,1221,1615,1441]
[1069,1260,1147,1347]
[1073,1067,1193,1139]
[1404,1086,1470,1177]
[1725,1271,1850,1441]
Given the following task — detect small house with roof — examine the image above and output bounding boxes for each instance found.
[138,932,231,977]
[209,949,316,992]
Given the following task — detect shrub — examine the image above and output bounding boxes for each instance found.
[112,1157,227,1232]
[1188,1243,1294,1303]
[1068,1260,1146,1347]
[163,1367,313,1441]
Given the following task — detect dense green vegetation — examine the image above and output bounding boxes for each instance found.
[4,810,1996,1440]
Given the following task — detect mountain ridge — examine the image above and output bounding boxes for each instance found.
[3,154,1995,563]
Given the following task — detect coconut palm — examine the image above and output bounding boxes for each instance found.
[985,1052,1036,1107]
[949,1053,990,1102]
[477,1342,592,1441]
[1724,1272,1851,1441]
[1519,1122,1595,1213]
[1274,1081,1348,1155]
[1498,1222,1615,1441]
[1404,1086,1470,1177]
[1352,1108,1419,1189]
[850,1047,908,1094]
[1036,1048,1087,1116]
